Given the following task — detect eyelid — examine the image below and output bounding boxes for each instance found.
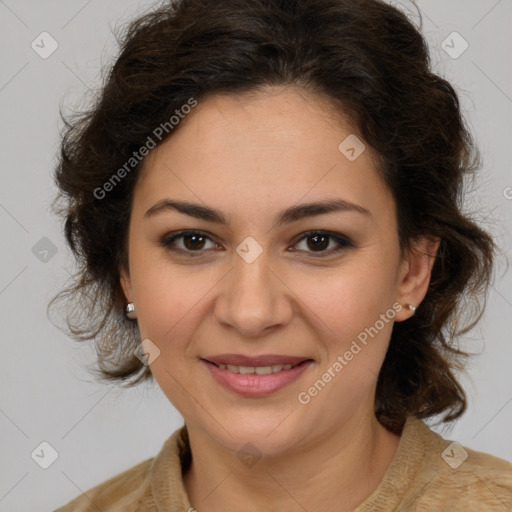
[160,230,220,256]
[291,230,355,253]
[160,229,355,257]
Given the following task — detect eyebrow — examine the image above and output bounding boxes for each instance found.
[144,197,371,228]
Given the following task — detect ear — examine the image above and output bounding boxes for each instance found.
[394,235,440,322]
[120,263,132,304]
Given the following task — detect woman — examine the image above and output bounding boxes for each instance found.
[52,0,512,510]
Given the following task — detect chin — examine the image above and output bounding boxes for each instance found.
[200,408,309,458]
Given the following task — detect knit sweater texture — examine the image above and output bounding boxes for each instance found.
[55,415,512,511]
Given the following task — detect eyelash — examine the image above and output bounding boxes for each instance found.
[160,230,355,258]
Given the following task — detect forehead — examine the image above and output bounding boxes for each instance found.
[133,86,395,227]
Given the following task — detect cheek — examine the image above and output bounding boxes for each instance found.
[131,261,209,409]
[294,255,397,330]
[130,250,227,374]
[134,264,205,345]
[294,254,398,384]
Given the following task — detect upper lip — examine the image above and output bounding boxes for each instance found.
[203,354,312,366]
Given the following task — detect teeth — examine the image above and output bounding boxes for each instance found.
[255,366,272,375]
[213,362,300,374]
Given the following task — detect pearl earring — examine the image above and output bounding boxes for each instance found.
[125,302,137,319]
[405,303,416,314]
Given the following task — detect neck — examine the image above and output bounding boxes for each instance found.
[183,413,401,512]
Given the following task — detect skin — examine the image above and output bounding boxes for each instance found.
[120,85,439,512]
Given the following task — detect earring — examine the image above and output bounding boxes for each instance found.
[125,302,137,319]
[405,303,416,314]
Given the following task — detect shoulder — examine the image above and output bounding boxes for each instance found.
[414,420,512,511]
[53,426,189,511]
[430,446,512,509]
[53,456,156,512]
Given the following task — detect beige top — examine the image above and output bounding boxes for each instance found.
[55,415,512,511]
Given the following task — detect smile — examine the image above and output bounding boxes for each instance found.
[201,356,313,397]
[210,362,300,374]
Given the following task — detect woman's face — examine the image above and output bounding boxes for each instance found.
[121,86,432,455]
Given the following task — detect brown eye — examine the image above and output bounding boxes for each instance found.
[181,233,208,251]
[305,233,330,251]
[293,231,354,256]
[161,231,219,255]
[161,229,354,258]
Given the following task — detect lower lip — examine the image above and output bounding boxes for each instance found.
[201,360,313,397]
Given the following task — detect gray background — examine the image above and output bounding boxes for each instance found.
[0,1,511,510]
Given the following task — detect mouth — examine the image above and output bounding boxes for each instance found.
[209,361,302,374]
[200,354,314,396]
[202,353,312,373]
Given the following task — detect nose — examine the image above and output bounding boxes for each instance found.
[214,247,293,338]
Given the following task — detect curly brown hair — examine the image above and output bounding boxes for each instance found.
[50,0,495,435]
